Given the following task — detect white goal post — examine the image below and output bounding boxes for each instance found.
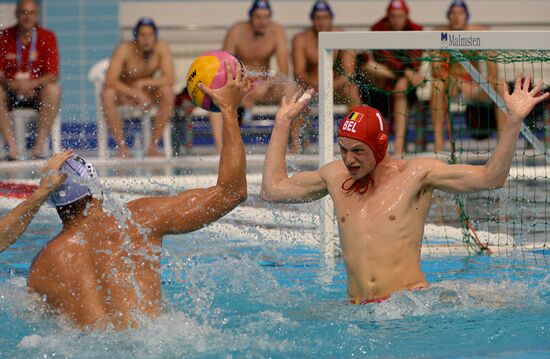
[317,30,550,257]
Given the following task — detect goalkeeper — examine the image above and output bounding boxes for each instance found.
[261,74,547,304]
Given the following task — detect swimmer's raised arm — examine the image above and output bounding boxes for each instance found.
[0,150,73,252]
[131,60,250,235]
[261,90,329,203]
[424,73,549,193]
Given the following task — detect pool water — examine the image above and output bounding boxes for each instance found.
[0,211,549,358]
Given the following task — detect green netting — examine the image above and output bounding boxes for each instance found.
[344,49,550,258]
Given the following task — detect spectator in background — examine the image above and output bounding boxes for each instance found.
[359,0,424,157]
[0,0,61,160]
[431,0,504,152]
[101,18,175,158]
[209,0,290,153]
[0,150,73,253]
[292,0,361,107]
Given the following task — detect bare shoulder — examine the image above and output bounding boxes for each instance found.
[319,160,346,180]
[156,40,171,51]
[227,21,249,36]
[113,41,132,58]
[292,28,308,42]
[156,40,173,55]
[271,21,287,36]
[403,157,446,174]
[118,41,133,52]
[292,28,312,44]
[125,197,162,229]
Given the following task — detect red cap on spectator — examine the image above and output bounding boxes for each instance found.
[387,0,410,15]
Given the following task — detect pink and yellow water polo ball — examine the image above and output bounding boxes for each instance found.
[186,50,240,112]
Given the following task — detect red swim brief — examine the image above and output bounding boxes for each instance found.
[349,295,391,305]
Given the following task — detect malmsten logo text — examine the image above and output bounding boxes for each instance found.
[440,32,481,48]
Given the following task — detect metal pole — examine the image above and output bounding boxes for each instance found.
[318,34,336,258]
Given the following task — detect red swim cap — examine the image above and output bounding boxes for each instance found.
[337,105,388,165]
[387,0,410,15]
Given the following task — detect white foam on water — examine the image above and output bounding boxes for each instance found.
[367,279,542,321]
[15,306,301,358]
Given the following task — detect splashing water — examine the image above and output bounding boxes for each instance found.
[1,223,549,358]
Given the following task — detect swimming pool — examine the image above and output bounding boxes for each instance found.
[1,154,549,358]
[1,186,549,358]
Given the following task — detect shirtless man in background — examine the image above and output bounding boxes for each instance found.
[101,18,175,157]
[28,61,250,329]
[262,74,546,304]
[209,0,290,153]
[431,0,503,152]
[292,0,361,107]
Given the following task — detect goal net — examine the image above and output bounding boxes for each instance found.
[318,31,550,258]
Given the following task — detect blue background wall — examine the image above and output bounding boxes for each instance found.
[43,0,118,125]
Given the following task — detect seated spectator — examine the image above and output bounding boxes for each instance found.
[292,0,361,107]
[101,18,175,158]
[0,0,61,160]
[359,0,424,157]
[0,150,73,253]
[431,0,504,152]
[291,1,362,152]
[209,0,292,153]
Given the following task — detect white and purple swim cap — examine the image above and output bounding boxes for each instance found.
[50,155,101,207]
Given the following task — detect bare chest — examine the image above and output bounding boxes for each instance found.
[304,42,319,70]
[121,53,161,82]
[329,174,432,234]
[301,36,340,71]
[334,193,400,228]
[235,35,276,69]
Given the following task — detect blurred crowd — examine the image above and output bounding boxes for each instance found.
[1,0,545,160]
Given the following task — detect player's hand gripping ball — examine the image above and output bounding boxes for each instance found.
[186,50,242,112]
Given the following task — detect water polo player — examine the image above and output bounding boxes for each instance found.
[28,61,251,329]
[261,74,548,304]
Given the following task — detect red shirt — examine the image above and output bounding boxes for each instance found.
[0,25,59,80]
[371,17,423,72]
